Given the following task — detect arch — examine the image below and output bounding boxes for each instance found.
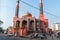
[16,20,20,28]
[22,20,27,28]
[36,20,40,31]
[29,20,34,31]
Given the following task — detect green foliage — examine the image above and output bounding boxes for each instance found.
[0,20,3,26]
[0,27,4,33]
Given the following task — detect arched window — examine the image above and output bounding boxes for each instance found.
[22,20,27,28]
[16,20,20,28]
[29,20,34,31]
[36,21,40,31]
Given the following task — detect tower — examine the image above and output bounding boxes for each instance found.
[13,0,20,27]
[15,0,19,18]
[13,0,20,35]
[39,0,44,31]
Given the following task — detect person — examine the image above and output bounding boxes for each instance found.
[14,32,17,36]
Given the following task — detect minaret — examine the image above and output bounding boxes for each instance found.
[13,0,20,28]
[39,0,43,16]
[39,0,44,30]
[15,0,19,18]
[13,0,20,35]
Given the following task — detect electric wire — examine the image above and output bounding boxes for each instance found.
[20,0,60,18]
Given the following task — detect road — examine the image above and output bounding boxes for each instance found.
[0,34,60,40]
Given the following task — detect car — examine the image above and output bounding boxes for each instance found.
[33,33,39,38]
[30,33,39,38]
[7,32,13,37]
[56,35,60,38]
[30,33,47,39]
[40,33,47,39]
[55,32,60,38]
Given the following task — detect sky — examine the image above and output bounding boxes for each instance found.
[0,0,60,29]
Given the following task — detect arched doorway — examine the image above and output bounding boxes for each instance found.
[16,20,20,28]
[20,20,27,36]
[22,20,27,28]
[29,20,34,32]
[15,20,20,36]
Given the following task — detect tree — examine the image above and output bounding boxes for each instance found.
[0,20,3,26]
[0,27,4,33]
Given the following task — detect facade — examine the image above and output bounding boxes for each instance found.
[51,23,60,31]
[8,0,49,36]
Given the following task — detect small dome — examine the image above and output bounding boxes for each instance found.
[24,12,32,16]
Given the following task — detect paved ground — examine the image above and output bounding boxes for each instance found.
[0,34,60,40]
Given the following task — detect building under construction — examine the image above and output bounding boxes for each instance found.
[8,0,49,36]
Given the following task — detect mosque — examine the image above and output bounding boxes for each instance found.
[8,0,49,36]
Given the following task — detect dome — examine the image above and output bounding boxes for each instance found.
[24,12,32,16]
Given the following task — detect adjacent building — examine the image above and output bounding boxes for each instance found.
[51,23,60,32]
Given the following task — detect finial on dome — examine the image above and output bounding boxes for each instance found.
[24,12,32,16]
